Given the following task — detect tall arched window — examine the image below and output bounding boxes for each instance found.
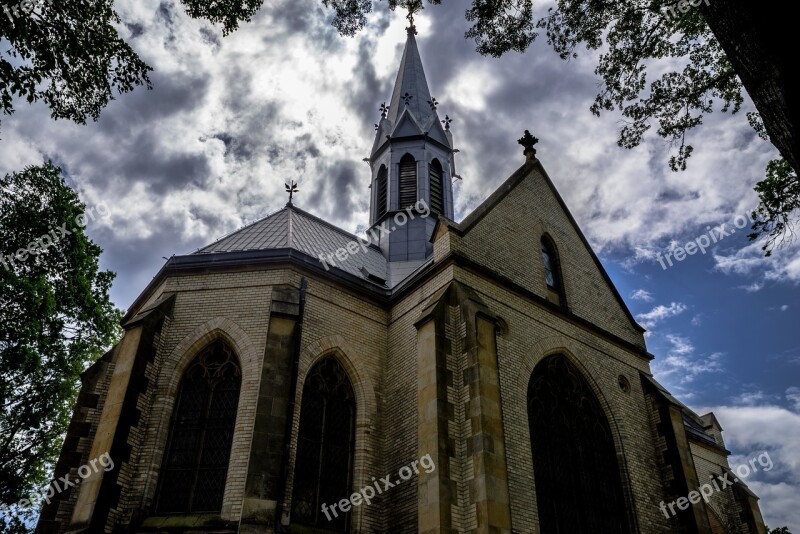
[540,236,564,305]
[376,165,388,220]
[429,159,444,214]
[527,355,630,533]
[292,357,355,531]
[155,340,241,514]
[398,153,417,209]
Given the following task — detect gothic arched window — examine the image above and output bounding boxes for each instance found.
[540,236,564,305]
[292,357,355,531]
[527,355,630,533]
[398,153,417,209]
[155,340,241,514]
[376,165,388,220]
[429,158,444,214]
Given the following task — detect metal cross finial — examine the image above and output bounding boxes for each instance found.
[442,115,452,130]
[402,92,413,106]
[285,180,299,205]
[427,97,439,111]
[517,129,539,161]
[406,8,417,35]
[379,102,388,119]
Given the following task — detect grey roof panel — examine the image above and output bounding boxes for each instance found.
[195,205,388,283]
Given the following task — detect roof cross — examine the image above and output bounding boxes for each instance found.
[517,130,539,161]
[285,180,299,205]
[406,8,417,35]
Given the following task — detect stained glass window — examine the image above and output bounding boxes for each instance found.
[291,357,355,531]
[155,340,241,514]
[527,355,630,533]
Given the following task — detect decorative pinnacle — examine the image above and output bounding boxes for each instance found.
[284,180,299,205]
[442,115,452,130]
[517,130,539,161]
[402,92,413,106]
[374,123,379,131]
[379,102,388,119]
[427,97,439,111]
[406,8,417,35]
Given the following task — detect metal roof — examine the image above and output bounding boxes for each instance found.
[196,204,388,283]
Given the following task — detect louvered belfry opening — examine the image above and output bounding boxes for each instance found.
[291,357,356,531]
[376,164,388,219]
[429,158,444,214]
[527,355,631,533]
[155,340,241,514]
[398,153,417,209]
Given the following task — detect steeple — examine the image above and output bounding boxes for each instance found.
[387,28,436,132]
[368,21,456,265]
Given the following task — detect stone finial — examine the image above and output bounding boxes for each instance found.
[379,102,388,119]
[442,115,452,130]
[517,130,539,161]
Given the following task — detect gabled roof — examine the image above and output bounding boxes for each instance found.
[433,158,646,334]
[196,204,388,282]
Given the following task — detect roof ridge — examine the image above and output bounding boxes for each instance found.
[287,204,380,249]
[194,205,288,253]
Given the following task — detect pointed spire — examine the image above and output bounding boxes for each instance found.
[387,26,436,130]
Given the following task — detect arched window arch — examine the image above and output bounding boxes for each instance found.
[398,153,417,209]
[375,164,388,220]
[155,339,241,514]
[429,158,444,215]
[540,235,565,305]
[292,357,355,531]
[527,355,630,533]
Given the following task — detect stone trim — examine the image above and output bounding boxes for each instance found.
[139,317,261,522]
[283,335,378,530]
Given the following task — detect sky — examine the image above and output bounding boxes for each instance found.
[1,0,798,529]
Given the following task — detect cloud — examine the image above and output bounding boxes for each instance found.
[739,281,764,292]
[787,387,800,412]
[714,239,800,287]
[781,304,789,311]
[630,288,654,302]
[652,334,723,390]
[636,302,688,329]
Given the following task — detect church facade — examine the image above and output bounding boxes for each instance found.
[37,23,766,534]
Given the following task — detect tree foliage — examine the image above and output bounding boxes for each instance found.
[0,0,266,132]
[750,159,800,255]
[0,0,152,132]
[0,163,121,529]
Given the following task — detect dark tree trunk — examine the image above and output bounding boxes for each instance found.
[700,0,799,173]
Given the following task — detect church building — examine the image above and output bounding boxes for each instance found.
[37,19,766,534]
